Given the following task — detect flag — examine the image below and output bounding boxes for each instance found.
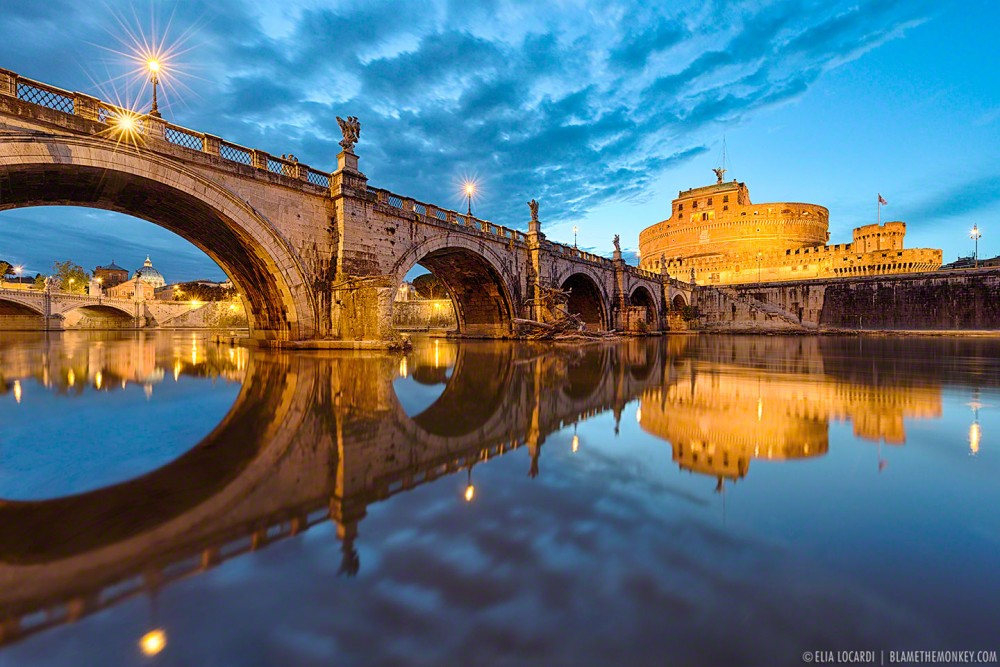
[878,193,888,206]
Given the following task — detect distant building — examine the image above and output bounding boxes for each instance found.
[93,261,129,288]
[106,276,155,301]
[395,282,418,302]
[638,171,942,285]
[133,256,166,289]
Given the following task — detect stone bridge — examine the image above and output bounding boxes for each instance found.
[0,68,691,343]
[0,287,140,329]
[0,339,666,644]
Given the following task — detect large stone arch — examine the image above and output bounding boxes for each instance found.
[672,294,688,309]
[391,236,517,337]
[0,294,44,316]
[0,296,45,330]
[557,270,609,330]
[59,304,136,329]
[629,285,656,324]
[0,134,316,340]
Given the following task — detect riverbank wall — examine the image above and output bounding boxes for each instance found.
[691,268,1000,332]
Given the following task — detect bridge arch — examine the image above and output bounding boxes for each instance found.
[558,270,609,330]
[392,236,517,337]
[0,294,45,316]
[0,134,316,340]
[672,294,689,309]
[629,285,656,324]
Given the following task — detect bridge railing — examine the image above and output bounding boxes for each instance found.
[0,68,334,193]
[546,241,615,267]
[365,185,529,245]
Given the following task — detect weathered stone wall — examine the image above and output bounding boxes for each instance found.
[148,301,249,329]
[392,299,457,330]
[818,271,1000,330]
[696,269,1000,331]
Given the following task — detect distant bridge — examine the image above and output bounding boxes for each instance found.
[0,68,691,342]
[0,287,140,328]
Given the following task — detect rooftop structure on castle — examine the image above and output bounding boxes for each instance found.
[638,170,942,285]
[133,256,166,289]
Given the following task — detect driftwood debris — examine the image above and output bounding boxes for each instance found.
[517,284,619,340]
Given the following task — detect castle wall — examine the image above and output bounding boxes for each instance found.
[695,269,1000,331]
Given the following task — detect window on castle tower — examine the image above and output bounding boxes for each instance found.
[693,201,698,208]
[723,195,729,203]
[707,198,713,205]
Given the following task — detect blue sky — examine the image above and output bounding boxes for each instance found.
[1,0,997,281]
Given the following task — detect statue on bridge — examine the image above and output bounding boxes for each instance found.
[337,116,361,152]
[613,234,621,253]
[528,198,539,222]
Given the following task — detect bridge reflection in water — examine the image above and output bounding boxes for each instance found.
[0,333,996,650]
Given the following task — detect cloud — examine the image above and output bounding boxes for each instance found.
[0,0,931,272]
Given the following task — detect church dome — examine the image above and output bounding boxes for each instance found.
[134,255,166,288]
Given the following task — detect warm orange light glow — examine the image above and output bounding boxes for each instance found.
[572,434,579,453]
[67,369,76,387]
[635,406,642,423]
[398,357,408,378]
[13,380,21,404]
[95,371,103,390]
[970,422,981,455]
[139,629,166,656]
[147,59,160,73]
[464,484,475,502]
[464,181,476,196]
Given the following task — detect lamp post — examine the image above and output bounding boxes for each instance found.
[463,181,475,216]
[970,225,982,268]
[148,60,161,118]
[573,225,578,249]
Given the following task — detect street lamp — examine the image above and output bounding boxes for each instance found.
[148,59,161,118]
[573,225,578,248]
[970,225,982,268]
[68,277,75,292]
[463,181,476,216]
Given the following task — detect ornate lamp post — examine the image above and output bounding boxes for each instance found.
[464,181,475,216]
[573,225,578,249]
[970,225,982,268]
[148,60,161,118]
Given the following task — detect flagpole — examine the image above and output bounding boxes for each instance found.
[877,194,881,226]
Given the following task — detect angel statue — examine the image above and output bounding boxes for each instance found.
[528,199,539,221]
[613,234,621,253]
[712,167,727,184]
[337,115,361,151]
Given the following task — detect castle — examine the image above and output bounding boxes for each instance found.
[638,170,942,285]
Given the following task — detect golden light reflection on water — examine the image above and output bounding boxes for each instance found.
[638,337,948,483]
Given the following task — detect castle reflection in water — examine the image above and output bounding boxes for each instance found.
[0,331,994,648]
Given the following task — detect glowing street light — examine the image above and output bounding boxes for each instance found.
[970,225,982,268]
[463,180,476,216]
[464,466,475,502]
[148,59,161,117]
[573,225,578,248]
[139,628,167,656]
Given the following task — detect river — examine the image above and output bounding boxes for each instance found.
[0,331,996,666]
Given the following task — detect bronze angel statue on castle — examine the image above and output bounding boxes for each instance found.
[337,116,361,151]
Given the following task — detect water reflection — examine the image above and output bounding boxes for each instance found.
[0,333,997,661]
[639,337,951,487]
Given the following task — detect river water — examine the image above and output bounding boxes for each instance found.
[0,331,996,666]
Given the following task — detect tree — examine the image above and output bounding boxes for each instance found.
[52,260,89,293]
[0,260,12,280]
[412,273,449,299]
[33,274,46,290]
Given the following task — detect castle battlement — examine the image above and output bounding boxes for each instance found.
[638,173,942,285]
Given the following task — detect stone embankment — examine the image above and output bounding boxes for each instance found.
[690,268,1000,333]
